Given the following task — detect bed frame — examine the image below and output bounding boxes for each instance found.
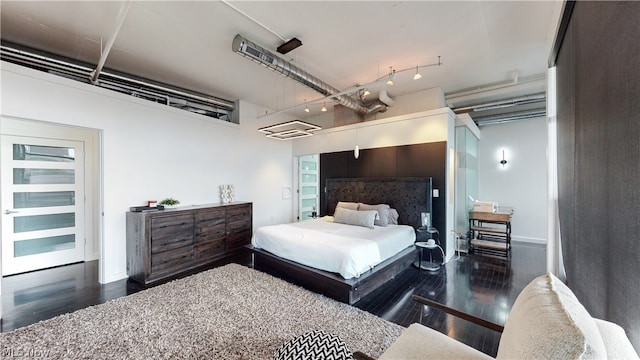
[249,177,433,305]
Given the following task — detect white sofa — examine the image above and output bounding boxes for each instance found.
[377,273,638,359]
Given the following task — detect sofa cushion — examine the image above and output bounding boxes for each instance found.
[497,273,607,359]
[593,318,640,360]
[379,323,492,360]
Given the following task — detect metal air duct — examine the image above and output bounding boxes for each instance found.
[232,34,386,115]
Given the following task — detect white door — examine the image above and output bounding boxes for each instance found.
[1,135,85,275]
[298,154,319,221]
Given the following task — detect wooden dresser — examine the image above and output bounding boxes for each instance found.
[126,202,252,284]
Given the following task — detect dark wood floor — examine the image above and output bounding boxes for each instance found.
[354,242,546,357]
[1,242,545,357]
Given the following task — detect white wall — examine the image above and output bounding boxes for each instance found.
[1,61,294,283]
[478,117,548,243]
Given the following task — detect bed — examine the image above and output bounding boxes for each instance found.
[249,177,433,305]
[252,216,416,279]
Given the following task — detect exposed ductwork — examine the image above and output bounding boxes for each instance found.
[1,41,236,121]
[232,34,387,115]
[451,93,546,113]
[474,109,547,126]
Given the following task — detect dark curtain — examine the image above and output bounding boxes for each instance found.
[555,1,640,352]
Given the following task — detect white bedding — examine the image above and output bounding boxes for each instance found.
[251,216,416,279]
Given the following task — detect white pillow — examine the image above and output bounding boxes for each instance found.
[497,273,607,359]
[336,201,359,211]
[333,207,377,229]
[359,203,391,227]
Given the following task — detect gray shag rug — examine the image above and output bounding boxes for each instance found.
[1,263,403,359]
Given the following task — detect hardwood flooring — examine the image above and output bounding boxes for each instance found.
[1,242,545,357]
[354,242,546,357]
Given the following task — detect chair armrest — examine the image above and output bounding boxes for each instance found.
[412,294,504,333]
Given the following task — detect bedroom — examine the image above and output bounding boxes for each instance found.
[1,0,639,357]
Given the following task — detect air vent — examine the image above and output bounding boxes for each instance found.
[1,41,236,122]
[244,45,262,59]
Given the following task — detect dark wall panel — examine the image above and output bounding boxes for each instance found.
[320,141,447,248]
[556,1,640,351]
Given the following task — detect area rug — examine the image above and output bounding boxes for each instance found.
[1,263,403,359]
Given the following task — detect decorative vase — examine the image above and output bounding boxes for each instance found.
[220,184,235,203]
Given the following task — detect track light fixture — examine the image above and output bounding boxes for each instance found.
[321,103,327,112]
[413,65,422,80]
[386,67,395,86]
[304,99,310,113]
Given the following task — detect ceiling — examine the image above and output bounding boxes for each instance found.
[0,1,562,124]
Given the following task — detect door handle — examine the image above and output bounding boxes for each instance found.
[4,209,19,214]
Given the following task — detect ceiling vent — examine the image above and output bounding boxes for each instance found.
[1,41,236,122]
[232,34,387,116]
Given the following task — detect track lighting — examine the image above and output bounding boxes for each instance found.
[413,65,422,80]
[363,89,370,97]
[304,99,310,113]
[321,103,327,112]
[386,67,395,86]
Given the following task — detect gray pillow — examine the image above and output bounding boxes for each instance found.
[359,203,391,227]
[336,201,359,211]
[334,207,377,229]
[389,208,399,225]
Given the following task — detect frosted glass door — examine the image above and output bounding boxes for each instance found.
[1,135,85,275]
[298,155,319,221]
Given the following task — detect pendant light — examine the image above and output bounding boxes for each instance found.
[354,127,359,159]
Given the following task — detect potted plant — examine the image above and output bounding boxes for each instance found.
[159,198,180,208]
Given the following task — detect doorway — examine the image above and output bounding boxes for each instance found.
[296,155,319,221]
[1,135,85,275]
[1,118,100,280]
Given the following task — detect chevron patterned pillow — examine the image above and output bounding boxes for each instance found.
[273,330,353,360]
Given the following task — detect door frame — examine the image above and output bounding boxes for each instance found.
[0,116,102,277]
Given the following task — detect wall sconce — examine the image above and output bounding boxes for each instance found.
[500,150,508,167]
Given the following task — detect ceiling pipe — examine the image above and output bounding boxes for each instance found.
[232,34,387,115]
[256,76,394,119]
[445,74,546,106]
[475,109,547,126]
[91,0,132,84]
[452,92,546,113]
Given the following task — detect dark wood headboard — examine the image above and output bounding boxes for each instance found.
[325,177,432,229]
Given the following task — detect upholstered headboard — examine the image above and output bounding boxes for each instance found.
[325,177,432,229]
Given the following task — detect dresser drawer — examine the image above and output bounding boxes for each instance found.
[226,204,251,223]
[226,230,251,251]
[226,218,251,235]
[151,245,193,274]
[195,209,226,242]
[194,239,225,260]
[150,214,194,253]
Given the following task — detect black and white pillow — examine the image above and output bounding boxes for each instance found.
[273,330,353,360]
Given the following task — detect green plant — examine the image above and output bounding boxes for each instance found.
[159,198,180,206]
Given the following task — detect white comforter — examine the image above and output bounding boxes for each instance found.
[251,217,416,279]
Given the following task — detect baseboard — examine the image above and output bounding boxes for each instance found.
[512,236,547,245]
